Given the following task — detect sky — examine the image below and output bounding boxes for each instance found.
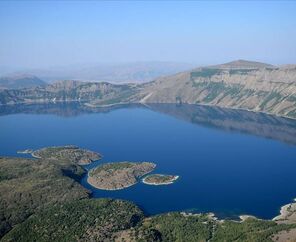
[0,1,296,70]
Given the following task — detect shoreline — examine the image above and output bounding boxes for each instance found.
[86,168,296,223]
[142,175,179,186]
[87,176,138,191]
[0,101,295,121]
[180,198,296,224]
[272,199,296,223]
[16,147,296,223]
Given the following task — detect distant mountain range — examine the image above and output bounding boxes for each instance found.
[0,60,295,119]
[0,74,46,89]
[3,62,194,84]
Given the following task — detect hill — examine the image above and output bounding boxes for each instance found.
[207,59,276,69]
[0,74,46,89]
[137,60,296,119]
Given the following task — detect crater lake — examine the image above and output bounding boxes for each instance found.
[1,103,296,219]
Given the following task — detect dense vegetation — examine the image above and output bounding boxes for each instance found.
[0,157,89,238]
[130,213,296,242]
[212,218,296,242]
[2,199,143,242]
[135,213,213,241]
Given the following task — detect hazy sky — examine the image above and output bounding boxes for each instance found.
[0,1,296,69]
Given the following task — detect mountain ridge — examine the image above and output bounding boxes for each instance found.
[136,60,296,119]
[5,61,194,84]
[0,60,295,119]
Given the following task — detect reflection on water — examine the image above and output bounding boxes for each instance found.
[1,102,296,145]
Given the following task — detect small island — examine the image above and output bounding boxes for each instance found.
[142,174,179,185]
[31,145,101,165]
[88,161,156,190]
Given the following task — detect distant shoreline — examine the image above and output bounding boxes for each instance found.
[0,100,295,121]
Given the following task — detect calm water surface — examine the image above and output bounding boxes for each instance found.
[0,103,296,219]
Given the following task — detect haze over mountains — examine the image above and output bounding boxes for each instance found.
[0,74,46,89]
[0,61,194,84]
[0,60,295,119]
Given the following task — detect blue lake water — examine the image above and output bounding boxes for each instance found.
[0,103,296,219]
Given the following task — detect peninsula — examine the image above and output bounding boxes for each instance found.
[88,161,156,190]
[142,174,179,185]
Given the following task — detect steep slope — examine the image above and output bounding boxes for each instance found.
[0,74,46,89]
[138,60,296,119]
[0,80,137,105]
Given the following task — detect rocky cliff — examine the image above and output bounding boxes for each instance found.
[138,60,296,119]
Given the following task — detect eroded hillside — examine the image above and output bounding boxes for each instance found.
[138,61,296,119]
